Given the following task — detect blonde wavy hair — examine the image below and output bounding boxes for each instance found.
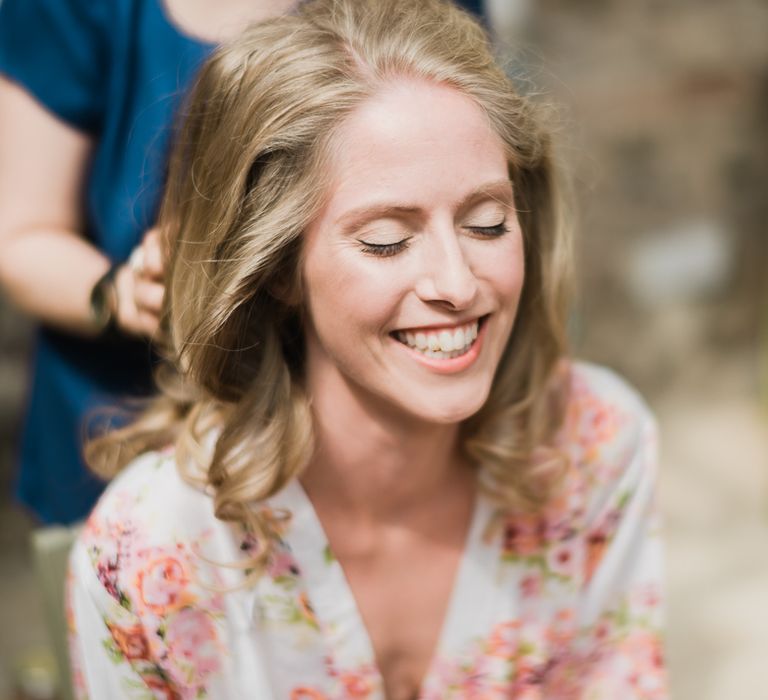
[88,0,572,568]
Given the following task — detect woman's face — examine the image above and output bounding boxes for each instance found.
[301,80,524,425]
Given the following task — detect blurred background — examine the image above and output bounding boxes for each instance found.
[1,0,766,698]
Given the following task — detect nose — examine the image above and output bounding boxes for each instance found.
[414,227,479,310]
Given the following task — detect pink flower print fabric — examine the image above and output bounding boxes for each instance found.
[68,362,667,699]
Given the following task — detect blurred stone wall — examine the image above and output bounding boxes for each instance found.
[530,0,767,397]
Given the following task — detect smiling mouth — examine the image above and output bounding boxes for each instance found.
[392,316,487,360]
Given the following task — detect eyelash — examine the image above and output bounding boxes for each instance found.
[469,222,510,238]
[359,221,509,258]
[359,239,412,257]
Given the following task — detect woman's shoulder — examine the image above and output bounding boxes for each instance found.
[557,361,658,521]
[563,361,656,459]
[68,449,246,696]
[71,448,244,609]
[568,360,653,414]
[83,448,212,535]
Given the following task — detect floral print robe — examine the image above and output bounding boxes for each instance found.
[67,362,667,699]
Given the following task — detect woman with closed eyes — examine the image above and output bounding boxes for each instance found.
[67,1,667,698]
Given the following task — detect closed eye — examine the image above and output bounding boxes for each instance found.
[467,222,509,237]
[359,238,412,257]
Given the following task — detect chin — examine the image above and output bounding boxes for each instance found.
[404,388,491,426]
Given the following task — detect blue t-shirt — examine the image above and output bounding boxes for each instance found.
[0,0,485,524]
[0,0,213,523]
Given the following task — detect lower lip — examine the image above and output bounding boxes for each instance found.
[392,319,488,375]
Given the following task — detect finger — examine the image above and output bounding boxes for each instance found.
[141,228,165,279]
[113,264,161,338]
[136,309,161,338]
[133,279,165,314]
[114,264,140,321]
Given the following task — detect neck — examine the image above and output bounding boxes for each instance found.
[300,370,472,524]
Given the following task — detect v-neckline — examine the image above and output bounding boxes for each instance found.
[269,478,492,698]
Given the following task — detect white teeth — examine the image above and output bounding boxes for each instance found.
[395,319,481,358]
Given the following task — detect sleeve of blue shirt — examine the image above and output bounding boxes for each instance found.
[0,0,111,133]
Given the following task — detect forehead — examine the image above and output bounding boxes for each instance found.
[318,79,510,218]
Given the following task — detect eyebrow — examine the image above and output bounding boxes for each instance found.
[336,179,515,234]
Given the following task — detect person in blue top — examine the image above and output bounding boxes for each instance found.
[0,0,487,525]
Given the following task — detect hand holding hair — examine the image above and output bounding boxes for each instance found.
[114,226,166,338]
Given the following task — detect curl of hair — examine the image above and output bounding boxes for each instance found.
[86,0,573,576]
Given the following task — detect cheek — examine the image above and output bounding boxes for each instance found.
[302,250,406,344]
[478,231,525,304]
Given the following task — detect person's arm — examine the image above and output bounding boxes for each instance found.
[0,76,164,337]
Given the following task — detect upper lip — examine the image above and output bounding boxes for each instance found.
[393,314,487,334]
